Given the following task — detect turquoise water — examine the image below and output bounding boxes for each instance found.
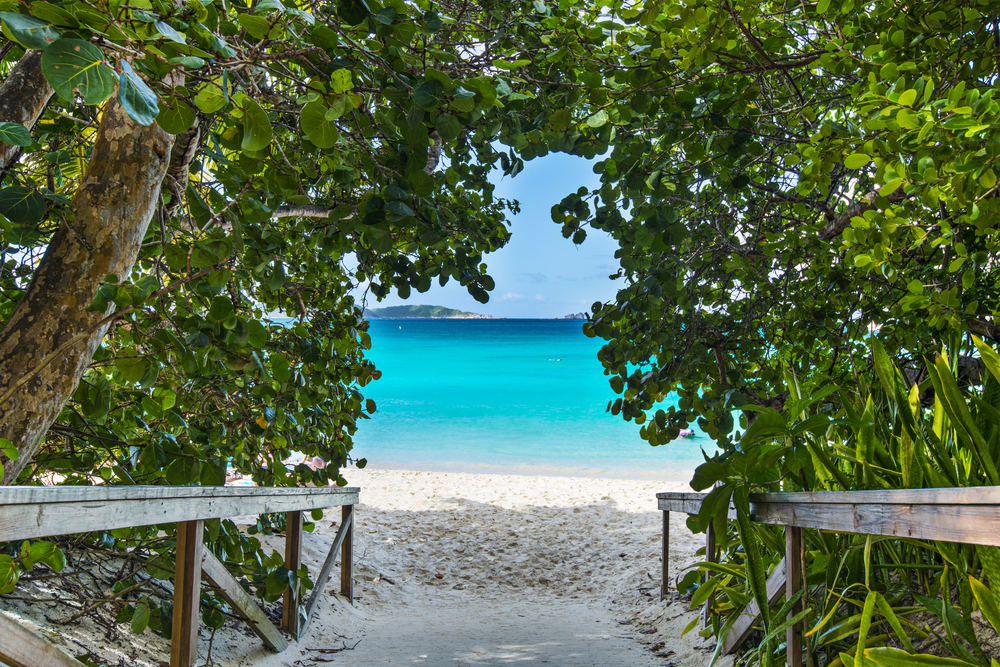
[349,319,716,480]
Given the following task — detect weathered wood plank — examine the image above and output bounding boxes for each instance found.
[721,557,787,655]
[655,492,708,501]
[0,485,360,505]
[657,496,705,514]
[660,510,669,601]
[749,501,1000,546]
[282,510,303,638]
[0,490,359,542]
[786,528,803,667]
[340,505,354,604]
[300,509,354,637]
[171,520,204,667]
[200,550,288,652]
[0,612,87,667]
[657,496,739,519]
[751,486,1000,506]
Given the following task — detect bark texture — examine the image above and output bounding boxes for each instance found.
[0,98,174,483]
[0,50,55,169]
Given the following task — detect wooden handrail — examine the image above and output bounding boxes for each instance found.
[0,485,359,542]
[656,486,1000,667]
[0,485,359,667]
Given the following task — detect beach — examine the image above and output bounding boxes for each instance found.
[0,469,728,666]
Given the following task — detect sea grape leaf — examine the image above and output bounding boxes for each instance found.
[0,12,61,50]
[118,61,159,126]
[41,38,115,104]
[338,0,369,25]
[154,20,187,44]
[413,79,445,109]
[156,97,197,134]
[194,79,228,113]
[0,121,33,147]
[300,101,339,148]
[0,186,46,224]
[240,97,273,151]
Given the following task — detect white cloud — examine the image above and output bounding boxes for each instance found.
[500,292,525,301]
[535,294,546,301]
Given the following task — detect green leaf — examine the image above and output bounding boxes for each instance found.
[898,89,917,107]
[117,61,159,126]
[27,541,65,572]
[330,68,353,94]
[0,121,32,147]
[248,320,268,347]
[208,295,234,323]
[0,12,61,50]
[338,0,370,25]
[41,39,115,104]
[156,97,197,134]
[154,20,187,44]
[969,576,1000,636]
[413,79,445,109]
[0,186,46,225]
[131,601,151,634]
[0,555,19,594]
[865,647,978,667]
[255,0,285,12]
[0,438,19,461]
[237,14,270,38]
[240,97,273,151]
[587,110,608,128]
[384,200,414,220]
[845,153,871,169]
[167,55,205,69]
[374,7,397,24]
[300,101,339,148]
[165,456,201,485]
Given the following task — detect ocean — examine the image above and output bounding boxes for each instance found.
[348,319,716,480]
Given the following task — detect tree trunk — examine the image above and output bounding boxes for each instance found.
[0,50,54,169]
[0,97,174,483]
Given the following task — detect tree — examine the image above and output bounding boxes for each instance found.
[505,0,1000,452]
[0,0,560,486]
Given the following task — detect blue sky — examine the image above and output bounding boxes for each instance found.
[355,152,625,318]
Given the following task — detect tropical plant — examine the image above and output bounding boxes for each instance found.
[681,338,1000,666]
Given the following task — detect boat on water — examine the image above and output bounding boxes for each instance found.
[678,429,695,438]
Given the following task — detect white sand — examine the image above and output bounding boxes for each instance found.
[0,469,731,667]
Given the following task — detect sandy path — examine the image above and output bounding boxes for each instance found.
[341,598,661,666]
[282,469,713,667]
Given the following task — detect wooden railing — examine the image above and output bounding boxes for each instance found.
[0,485,359,667]
[657,487,1000,667]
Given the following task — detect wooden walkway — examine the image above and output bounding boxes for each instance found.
[0,485,359,667]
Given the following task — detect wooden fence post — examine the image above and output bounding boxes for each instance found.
[171,519,204,667]
[282,510,303,638]
[340,504,354,605]
[786,526,803,667]
[661,510,670,601]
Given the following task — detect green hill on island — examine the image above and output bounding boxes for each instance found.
[365,305,492,319]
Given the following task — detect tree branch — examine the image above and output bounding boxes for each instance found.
[0,50,55,170]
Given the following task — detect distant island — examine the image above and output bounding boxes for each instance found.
[562,312,588,320]
[365,305,494,319]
